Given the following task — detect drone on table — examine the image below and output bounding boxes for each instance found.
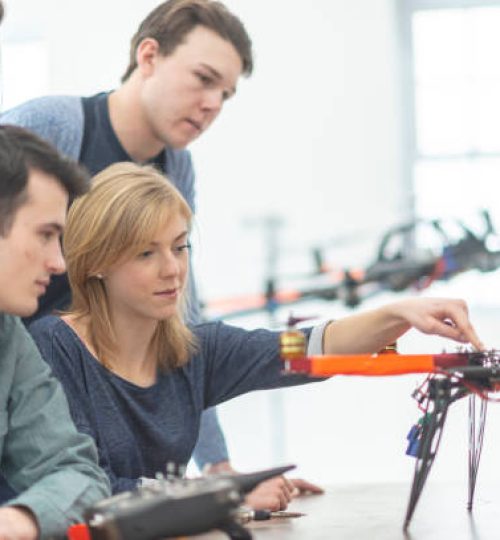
[279,323,500,529]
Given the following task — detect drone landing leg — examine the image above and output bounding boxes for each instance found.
[404,378,451,530]
[467,394,488,511]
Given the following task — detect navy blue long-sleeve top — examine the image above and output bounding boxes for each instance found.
[29,316,316,494]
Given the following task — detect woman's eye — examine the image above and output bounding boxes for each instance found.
[138,250,154,258]
[174,243,192,254]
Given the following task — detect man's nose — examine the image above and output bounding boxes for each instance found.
[47,241,66,275]
[202,88,224,112]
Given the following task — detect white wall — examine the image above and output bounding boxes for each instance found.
[192,0,408,299]
[1,0,158,93]
[4,0,496,491]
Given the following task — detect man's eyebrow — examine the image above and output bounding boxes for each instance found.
[199,63,237,96]
[42,223,64,234]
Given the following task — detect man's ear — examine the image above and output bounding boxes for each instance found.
[136,38,161,77]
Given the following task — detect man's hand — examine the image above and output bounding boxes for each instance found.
[0,507,39,540]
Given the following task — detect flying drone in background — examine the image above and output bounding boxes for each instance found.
[204,210,500,320]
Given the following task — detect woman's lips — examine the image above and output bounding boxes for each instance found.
[154,288,178,298]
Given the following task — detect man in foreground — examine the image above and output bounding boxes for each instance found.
[0,125,110,538]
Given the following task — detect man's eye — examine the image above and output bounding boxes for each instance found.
[196,72,213,85]
[40,231,55,242]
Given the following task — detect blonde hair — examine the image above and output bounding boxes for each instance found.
[64,162,196,370]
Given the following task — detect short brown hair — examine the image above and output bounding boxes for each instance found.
[121,0,253,82]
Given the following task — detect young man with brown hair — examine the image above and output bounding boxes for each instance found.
[0,125,110,539]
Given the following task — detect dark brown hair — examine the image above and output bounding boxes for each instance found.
[121,0,253,82]
[0,125,89,235]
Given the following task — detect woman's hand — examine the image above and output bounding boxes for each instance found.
[244,476,296,511]
[289,478,324,497]
[387,297,484,350]
[324,297,484,354]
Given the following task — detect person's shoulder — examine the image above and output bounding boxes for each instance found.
[29,313,68,332]
[0,312,22,340]
[0,313,43,373]
[0,313,36,343]
[1,95,82,124]
[0,311,15,328]
[1,95,85,158]
[165,146,191,163]
[165,146,194,175]
[191,320,222,339]
[29,315,71,345]
[29,316,87,373]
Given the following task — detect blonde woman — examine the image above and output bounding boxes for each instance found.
[29,162,483,509]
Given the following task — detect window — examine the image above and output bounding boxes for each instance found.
[405,1,500,227]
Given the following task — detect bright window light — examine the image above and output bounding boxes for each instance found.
[411,6,500,227]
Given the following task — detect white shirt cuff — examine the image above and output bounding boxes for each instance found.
[307,321,331,355]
